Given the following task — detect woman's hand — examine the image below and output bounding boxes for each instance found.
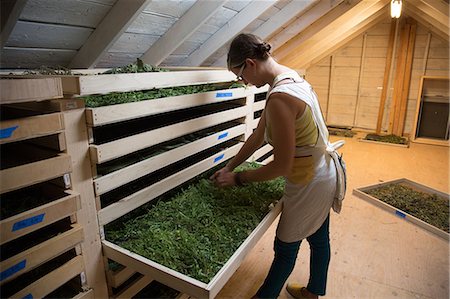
[210,167,237,187]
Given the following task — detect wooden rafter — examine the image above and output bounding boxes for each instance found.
[211,0,318,67]
[141,0,228,66]
[270,0,348,54]
[69,0,150,69]
[404,2,449,41]
[278,0,390,69]
[0,0,27,49]
[182,0,277,67]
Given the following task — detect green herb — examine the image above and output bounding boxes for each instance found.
[106,162,285,283]
[328,127,356,138]
[364,133,408,144]
[366,183,449,232]
[102,58,168,74]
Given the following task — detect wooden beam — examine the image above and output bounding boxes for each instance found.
[353,33,367,127]
[422,33,432,75]
[397,20,417,136]
[410,0,449,28]
[141,0,227,66]
[376,18,398,134]
[273,0,359,61]
[269,0,346,52]
[212,0,319,67]
[403,6,449,41]
[278,0,390,69]
[0,0,27,49]
[182,0,277,66]
[69,0,150,69]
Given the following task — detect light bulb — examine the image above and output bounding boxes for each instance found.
[391,0,402,18]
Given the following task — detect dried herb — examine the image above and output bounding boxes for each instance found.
[102,58,168,74]
[364,133,408,144]
[328,127,356,138]
[106,162,285,283]
[366,183,449,232]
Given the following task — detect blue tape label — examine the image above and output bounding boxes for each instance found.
[216,92,232,98]
[0,126,19,139]
[218,132,228,140]
[22,294,33,299]
[395,210,406,218]
[12,214,45,232]
[0,260,26,281]
[214,154,225,163]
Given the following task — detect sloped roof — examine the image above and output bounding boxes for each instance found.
[0,0,448,69]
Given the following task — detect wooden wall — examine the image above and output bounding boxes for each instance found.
[306,15,449,136]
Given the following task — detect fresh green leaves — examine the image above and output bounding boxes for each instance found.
[102,58,168,74]
[366,183,449,232]
[106,162,285,283]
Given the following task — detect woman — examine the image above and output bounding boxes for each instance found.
[211,33,345,299]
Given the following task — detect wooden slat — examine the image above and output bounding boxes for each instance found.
[0,224,83,284]
[98,143,242,226]
[85,87,247,126]
[249,143,273,162]
[114,275,153,299]
[11,255,85,299]
[353,33,367,126]
[353,178,449,241]
[110,267,136,288]
[94,124,245,195]
[0,112,64,144]
[0,0,27,48]
[252,100,266,112]
[0,78,63,104]
[73,289,94,299]
[90,106,248,163]
[0,154,72,194]
[61,70,235,96]
[0,191,80,245]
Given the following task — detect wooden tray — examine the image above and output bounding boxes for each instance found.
[0,190,80,245]
[353,178,449,240]
[61,70,236,96]
[102,200,282,299]
[89,106,248,164]
[0,224,83,284]
[0,78,63,104]
[85,87,247,126]
[94,124,245,196]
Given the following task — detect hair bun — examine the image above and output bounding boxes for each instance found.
[259,42,271,53]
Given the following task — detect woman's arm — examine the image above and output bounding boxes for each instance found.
[213,93,303,187]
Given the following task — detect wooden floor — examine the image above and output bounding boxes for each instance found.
[217,133,449,299]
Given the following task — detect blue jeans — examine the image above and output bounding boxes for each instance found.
[256,215,330,298]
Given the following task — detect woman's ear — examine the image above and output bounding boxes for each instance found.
[245,58,256,68]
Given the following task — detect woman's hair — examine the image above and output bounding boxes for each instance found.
[227,33,271,70]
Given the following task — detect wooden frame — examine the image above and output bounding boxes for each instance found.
[0,112,64,144]
[89,106,248,164]
[11,255,85,299]
[61,70,236,96]
[85,87,247,126]
[102,200,282,299]
[97,144,242,226]
[0,78,63,104]
[0,224,83,284]
[411,76,449,147]
[0,190,80,244]
[0,154,72,194]
[353,178,449,241]
[94,124,246,196]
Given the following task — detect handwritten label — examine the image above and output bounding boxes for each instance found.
[12,214,45,232]
[0,260,26,281]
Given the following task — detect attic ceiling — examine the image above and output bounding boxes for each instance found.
[0,0,448,70]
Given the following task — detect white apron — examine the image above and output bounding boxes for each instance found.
[265,71,346,242]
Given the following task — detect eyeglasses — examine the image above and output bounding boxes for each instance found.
[235,62,246,81]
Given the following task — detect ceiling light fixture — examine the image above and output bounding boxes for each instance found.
[391,0,402,18]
